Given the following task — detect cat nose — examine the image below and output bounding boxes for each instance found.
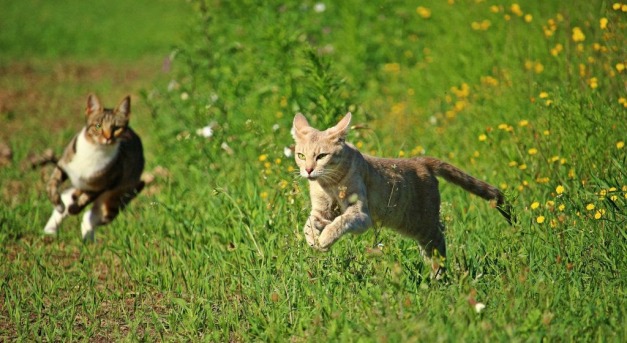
[305,167,314,175]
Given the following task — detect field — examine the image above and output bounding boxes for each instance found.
[1,0,625,341]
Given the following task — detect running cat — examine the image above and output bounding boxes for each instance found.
[44,94,145,241]
[291,112,511,273]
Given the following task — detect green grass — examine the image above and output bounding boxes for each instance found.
[1,0,626,341]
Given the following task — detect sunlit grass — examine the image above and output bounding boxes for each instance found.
[1,0,625,341]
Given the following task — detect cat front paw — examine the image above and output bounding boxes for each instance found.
[304,222,322,248]
[317,229,337,251]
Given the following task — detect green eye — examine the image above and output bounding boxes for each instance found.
[95,123,102,130]
[316,153,328,160]
[297,153,305,160]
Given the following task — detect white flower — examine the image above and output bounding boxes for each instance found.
[272,124,280,132]
[167,79,179,92]
[474,302,486,313]
[314,3,326,13]
[180,92,189,101]
[196,125,213,138]
[283,147,293,158]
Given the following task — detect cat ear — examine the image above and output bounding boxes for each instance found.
[328,112,352,142]
[116,96,131,118]
[86,94,102,116]
[292,113,310,140]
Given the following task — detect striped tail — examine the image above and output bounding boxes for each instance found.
[423,157,513,225]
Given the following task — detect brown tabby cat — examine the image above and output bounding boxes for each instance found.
[43,94,145,241]
[292,112,511,273]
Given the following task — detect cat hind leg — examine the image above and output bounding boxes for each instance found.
[81,185,142,242]
[414,222,447,280]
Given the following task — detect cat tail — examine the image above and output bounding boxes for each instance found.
[424,157,513,225]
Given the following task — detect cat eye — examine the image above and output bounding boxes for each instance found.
[316,153,328,160]
[297,153,306,160]
[95,123,102,130]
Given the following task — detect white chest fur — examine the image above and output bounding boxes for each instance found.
[63,128,120,190]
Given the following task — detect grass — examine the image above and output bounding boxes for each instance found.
[1,0,626,341]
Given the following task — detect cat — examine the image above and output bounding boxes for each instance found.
[291,112,511,274]
[43,94,145,241]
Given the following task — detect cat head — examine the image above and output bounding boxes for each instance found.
[84,94,132,145]
[292,112,352,181]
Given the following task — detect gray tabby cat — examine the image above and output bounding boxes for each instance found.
[292,112,511,274]
[44,94,144,241]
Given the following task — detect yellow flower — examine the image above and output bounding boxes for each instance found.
[586,203,595,211]
[528,148,538,155]
[617,141,625,149]
[572,27,585,42]
[519,164,527,170]
[613,3,621,10]
[260,191,269,199]
[416,6,431,19]
[510,3,523,16]
[539,92,549,99]
[531,201,540,209]
[594,211,602,220]
[617,63,625,72]
[600,17,608,29]
[519,119,529,127]
[383,63,401,73]
[478,134,487,142]
[588,77,598,89]
[258,154,268,162]
[537,216,545,224]
[398,150,405,157]
[558,204,565,211]
[411,145,425,155]
[550,44,563,56]
[524,14,533,23]
[508,161,518,167]
[556,185,565,194]
[546,200,555,208]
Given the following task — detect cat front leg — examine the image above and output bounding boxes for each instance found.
[316,211,372,250]
[47,166,68,213]
[303,215,331,247]
[43,188,75,234]
[67,189,99,215]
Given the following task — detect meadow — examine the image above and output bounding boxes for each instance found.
[1,0,625,341]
